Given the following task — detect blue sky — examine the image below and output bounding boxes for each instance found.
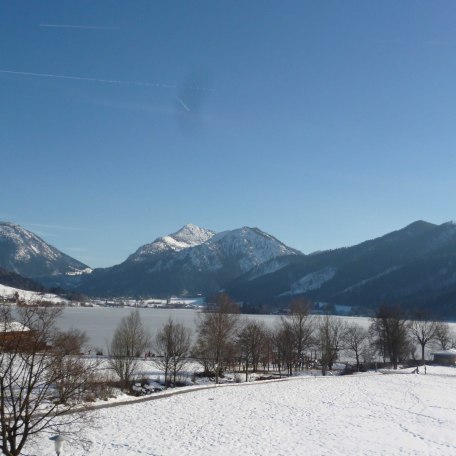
[1,1,456,267]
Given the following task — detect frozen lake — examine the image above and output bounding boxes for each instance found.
[57,307,373,351]
[57,307,456,355]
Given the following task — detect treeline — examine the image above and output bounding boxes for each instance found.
[107,293,456,391]
[0,267,45,292]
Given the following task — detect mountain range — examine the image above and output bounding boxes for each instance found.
[1,220,456,316]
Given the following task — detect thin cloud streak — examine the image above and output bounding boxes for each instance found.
[175,95,191,112]
[0,69,176,89]
[39,23,120,30]
[90,98,181,115]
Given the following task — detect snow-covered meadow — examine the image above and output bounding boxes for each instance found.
[25,366,456,455]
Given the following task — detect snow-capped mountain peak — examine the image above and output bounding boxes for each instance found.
[171,223,216,246]
[129,224,216,260]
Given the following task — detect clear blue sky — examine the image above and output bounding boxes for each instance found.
[1,1,456,267]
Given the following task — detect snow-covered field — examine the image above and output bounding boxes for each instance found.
[26,366,456,455]
[0,284,68,305]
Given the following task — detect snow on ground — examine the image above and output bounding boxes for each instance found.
[25,366,456,456]
[0,284,68,304]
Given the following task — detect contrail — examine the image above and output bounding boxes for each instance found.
[39,23,120,30]
[175,95,191,112]
[0,69,175,89]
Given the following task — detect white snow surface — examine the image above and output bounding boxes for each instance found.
[0,321,29,332]
[130,224,216,260]
[26,366,456,455]
[280,266,336,296]
[66,267,93,276]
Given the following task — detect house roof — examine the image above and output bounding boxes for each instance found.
[0,321,30,333]
[431,348,456,356]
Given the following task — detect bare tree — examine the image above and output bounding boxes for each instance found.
[52,328,92,404]
[434,321,456,350]
[343,322,368,372]
[154,319,191,387]
[0,306,97,456]
[192,336,212,374]
[194,293,239,383]
[53,328,89,355]
[237,320,267,381]
[408,312,439,365]
[260,328,274,372]
[370,305,409,369]
[108,310,150,391]
[318,315,346,375]
[272,319,295,376]
[360,335,377,367]
[288,298,314,370]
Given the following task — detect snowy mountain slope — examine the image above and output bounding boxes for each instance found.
[279,267,337,296]
[179,227,300,273]
[0,222,91,278]
[243,257,291,282]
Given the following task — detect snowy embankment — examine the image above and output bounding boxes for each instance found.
[26,366,456,456]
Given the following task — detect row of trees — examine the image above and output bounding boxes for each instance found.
[109,295,456,390]
[371,305,454,369]
[193,296,456,378]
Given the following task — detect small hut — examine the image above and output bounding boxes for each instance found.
[431,349,456,366]
[0,321,33,351]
